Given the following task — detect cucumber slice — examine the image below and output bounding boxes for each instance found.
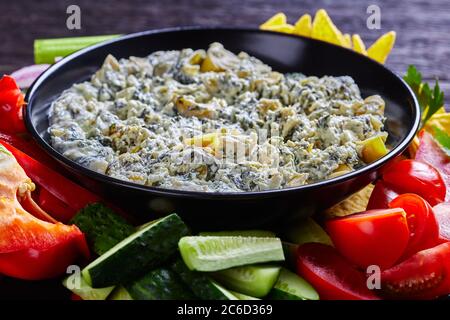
[71,203,135,255]
[171,258,238,300]
[109,286,133,300]
[229,290,260,300]
[268,268,319,300]
[179,236,284,271]
[199,230,276,238]
[82,213,189,287]
[284,218,333,246]
[212,265,281,298]
[62,273,114,300]
[125,267,195,300]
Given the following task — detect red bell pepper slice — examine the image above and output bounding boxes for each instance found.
[415,131,450,202]
[0,143,89,280]
[0,75,26,134]
[1,141,102,222]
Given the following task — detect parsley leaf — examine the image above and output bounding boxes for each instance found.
[403,65,445,128]
[433,126,450,157]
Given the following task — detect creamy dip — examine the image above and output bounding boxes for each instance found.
[48,43,387,192]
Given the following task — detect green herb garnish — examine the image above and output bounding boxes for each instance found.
[433,126,450,157]
[404,65,444,127]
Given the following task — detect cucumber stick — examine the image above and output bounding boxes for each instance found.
[71,203,135,255]
[82,213,189,287]
[171,258,237,300]
[179,236,284,271]
[126,268,195,300]
[212,264,280,298]
[63,273,114,300]
[268,268,319,300]
[199,230,276,238]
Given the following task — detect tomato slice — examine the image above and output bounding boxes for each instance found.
[296,243,380,300]
[381,242,450,299]
[382,160,446,206]
[366,180,399,210]
[389,194,439,257]
[433,202,450,242]
[326,208,410,270]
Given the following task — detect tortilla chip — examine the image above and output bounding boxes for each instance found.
[367,31,396,64]
[311,9,346,47]
[263,24,296,34]
[343,33,352,48]
[294,14,312,37]
[352,34,367,55]
[260,12,287,29]
[323,184,374,218]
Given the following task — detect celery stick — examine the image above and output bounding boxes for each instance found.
[34,34,121,64]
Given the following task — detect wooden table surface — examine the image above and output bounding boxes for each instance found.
[1,0,449,104]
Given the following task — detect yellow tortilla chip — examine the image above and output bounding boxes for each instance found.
[263,24,296,34]
[367,31,396,64]
[343,34,352,48]
[260,13,287,29]
[311,9,346,47]
[294,14,312,37]
[323,184,374,218]
[352,34,367,55]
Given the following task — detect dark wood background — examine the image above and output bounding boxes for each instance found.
[1,0,449,103]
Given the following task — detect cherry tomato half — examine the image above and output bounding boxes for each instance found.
[381,242,450,299]
[296,243,379,300]
[389,194,439,257]
[326,208,410,270]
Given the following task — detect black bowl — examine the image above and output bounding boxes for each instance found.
[25,27,420,230]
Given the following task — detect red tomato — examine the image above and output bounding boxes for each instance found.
[381,242,450,299]
[382,160,446,206]
[326,208,410,270]
[366,181,399,210]
[433,202,450,242]
[296,243,380,300]
[389,194,439,257]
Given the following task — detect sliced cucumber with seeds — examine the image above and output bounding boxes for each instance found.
[109,286,133,300]
[62,273,115,300]
[268,268,319,300]
[199,230,276,238]
[230,290,260,300]
[178,236,284,272]
[212,264,281,298]
[171,258,237,300]
[284,218,333,246]
[82,213,189,287]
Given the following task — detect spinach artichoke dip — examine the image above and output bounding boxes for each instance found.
[48,43,387,192]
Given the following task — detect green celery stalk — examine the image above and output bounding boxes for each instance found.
[34,34,121,64]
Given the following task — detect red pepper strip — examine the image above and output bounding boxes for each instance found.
[0,75,26,134]
[0,144,89,280]
[19,190,58,224]
[1,141,102,222]
[416,131,450,201]
[37,187,75,222]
